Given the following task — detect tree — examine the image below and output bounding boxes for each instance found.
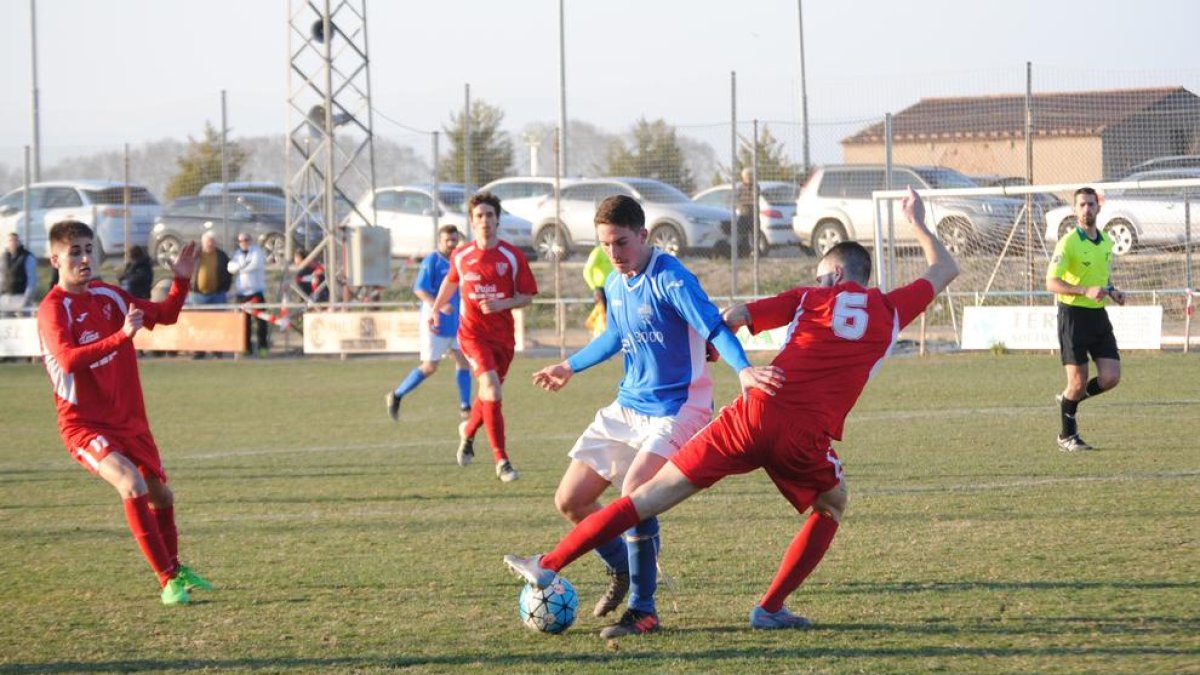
[724,124,804,185]
[163,122,247,201]
[440,99,514,186]
[604,118,696,194]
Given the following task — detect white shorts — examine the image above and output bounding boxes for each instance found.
[418,307,459,362]
[568,400,712,487]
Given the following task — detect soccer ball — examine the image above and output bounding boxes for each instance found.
[518,577,578,634]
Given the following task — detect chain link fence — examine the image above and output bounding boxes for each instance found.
[2,64,1198,348]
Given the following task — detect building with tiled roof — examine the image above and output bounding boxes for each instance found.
[842,87,1200,183]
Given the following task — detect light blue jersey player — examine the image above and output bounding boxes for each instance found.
[385,224,473,422]
[532,195,779,639]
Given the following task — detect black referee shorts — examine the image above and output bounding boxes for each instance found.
[1058,303,1120,365]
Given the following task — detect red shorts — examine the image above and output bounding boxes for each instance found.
[670,396,843,514]
[62,426,167,483]
[458,336,515,379]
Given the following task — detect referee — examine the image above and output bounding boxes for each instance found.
[1046,186,1126,452]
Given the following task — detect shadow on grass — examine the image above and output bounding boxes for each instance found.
[3,639,1195,674]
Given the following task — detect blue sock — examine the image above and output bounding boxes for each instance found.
[455,368,472,409]
[593,535,629,575]
[626,517,659,614]
[395,368,426,398]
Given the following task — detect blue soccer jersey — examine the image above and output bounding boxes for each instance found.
[415,251,459,337]
[604,249,723,417]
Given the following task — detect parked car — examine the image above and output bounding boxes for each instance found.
[1124,155,1200,176]
[0,180,160,260]
[792,165,1024,255]
[1042,168,1200,255]
[692,181,801,255]
[342,183,532,258]
[528,177,730,259]
[479,176,578,225]
[150,193,319,267]
[199,181,286,199]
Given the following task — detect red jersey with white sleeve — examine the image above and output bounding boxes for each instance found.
[447,239,538,346]
[38,278,188,437]
[746,278,935,440]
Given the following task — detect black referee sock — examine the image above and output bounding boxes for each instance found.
[1060,396,1080,439]
[1081,377,1106,400]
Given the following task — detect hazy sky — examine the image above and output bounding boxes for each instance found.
[2,0,1198,166]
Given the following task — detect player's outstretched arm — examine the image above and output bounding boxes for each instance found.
[902,186,959,294]
[720,303,752,333]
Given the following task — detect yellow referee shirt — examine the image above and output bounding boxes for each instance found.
[1047,227,1114,308]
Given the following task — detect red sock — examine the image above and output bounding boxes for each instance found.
[542,496,641,572]
[465,400,484,438]
[151,506,180,569]
[758,512,839,612]
[123,495,176,586]
[480,399,507,462]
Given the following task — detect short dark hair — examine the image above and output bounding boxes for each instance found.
[823,241,872,284]
[468,191,501,217]
[594,195,645,231]
[437,223,461,237]
[1074,186,1098,200]
[49,220,94,247]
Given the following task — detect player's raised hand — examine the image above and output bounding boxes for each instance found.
[737,365,785,399]
[901,185,926,228]
[170,241,200,280]
[123,307,145,338]
[532,362,574,392]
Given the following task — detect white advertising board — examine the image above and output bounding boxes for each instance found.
[961,305,1162,350]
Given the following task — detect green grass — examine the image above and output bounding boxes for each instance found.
[0,352,1197,673]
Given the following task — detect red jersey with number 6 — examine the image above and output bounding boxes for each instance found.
[447,240,538,346]
[745,279,935,440]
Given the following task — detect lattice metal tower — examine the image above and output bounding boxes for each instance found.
[286,0,376,303]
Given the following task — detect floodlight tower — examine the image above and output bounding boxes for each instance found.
[286,0,377,304]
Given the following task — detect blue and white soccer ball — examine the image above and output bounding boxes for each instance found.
[518,576,578,634]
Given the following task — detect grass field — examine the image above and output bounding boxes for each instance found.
[0,351,1197,673]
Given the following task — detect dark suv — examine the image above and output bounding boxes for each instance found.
[150,194,319,267]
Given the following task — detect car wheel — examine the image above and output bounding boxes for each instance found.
[937,217,975,255]
[534,224,571,261]
[648,223,685,257]
[756,230,770,258]
[812,220,847,255]
[1057,217,1078,240]
[261,233,286,266]
[1105,219,1136,255]
[154,235,181,269]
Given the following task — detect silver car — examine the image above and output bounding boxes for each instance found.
[692,181,801,255]
[0,180,160,260]
[792,165,1024,255]
[343,183,532,258]
[529,177,730,259]
[1042,168,1200,255]
[479,176,578,226]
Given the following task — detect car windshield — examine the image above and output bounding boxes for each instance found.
[84,187,159,205]
[912,168,978,189]
[437,189,467,214]
[761,184,798,204]
[628,180,691,203]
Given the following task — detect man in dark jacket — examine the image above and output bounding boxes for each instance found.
[2,232,38,316]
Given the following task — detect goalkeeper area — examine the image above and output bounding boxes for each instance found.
[0,353,1196,673]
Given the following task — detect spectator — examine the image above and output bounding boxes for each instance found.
[2,232,38,316]
[227,232,269,357]
[191,231,233,359]
[734,168,757,257]
[293,248,328,303]
[119,246,154,300]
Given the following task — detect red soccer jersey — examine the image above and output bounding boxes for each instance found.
[447,240,538,345]
[38,278,188,437]
[746,278,935,440]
